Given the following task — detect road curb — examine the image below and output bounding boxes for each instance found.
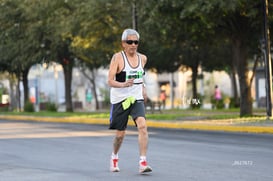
[0,115,273,134]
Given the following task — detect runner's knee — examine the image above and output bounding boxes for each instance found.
[116,130,125,138]
[136,118,146,129]
[137,122,147,134]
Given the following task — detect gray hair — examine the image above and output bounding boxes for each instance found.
[121,29,140,41]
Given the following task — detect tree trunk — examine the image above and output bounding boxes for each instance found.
[22,69,29,105]
[231,64,239,107]
[90,69,99,110]
[16,73,21,111]
[62,59,73,112]
[232,39,252,116]
[8,74,17,111]
[191,64,198,99]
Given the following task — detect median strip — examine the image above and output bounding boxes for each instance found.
[0,115,272,134]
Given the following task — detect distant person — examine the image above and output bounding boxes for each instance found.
[160,90,166,109]
[107,28,152,173]
[214,85,222,108]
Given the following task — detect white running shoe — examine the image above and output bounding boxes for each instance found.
[110,158,120,172]
[139,160,152,173]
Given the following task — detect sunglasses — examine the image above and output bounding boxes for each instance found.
[125,40,139,45]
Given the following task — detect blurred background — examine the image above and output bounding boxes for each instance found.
[0,0,272,117]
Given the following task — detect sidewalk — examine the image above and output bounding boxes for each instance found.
[0,114,273,134]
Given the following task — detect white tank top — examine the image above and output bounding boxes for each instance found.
[110,51,145,104]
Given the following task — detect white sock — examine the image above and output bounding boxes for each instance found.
[111,152,118,159]
[139,156,146,162]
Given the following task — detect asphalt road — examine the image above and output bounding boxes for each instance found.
[0,119,272,181]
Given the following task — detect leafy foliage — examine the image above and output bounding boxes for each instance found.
[0,0,272,116]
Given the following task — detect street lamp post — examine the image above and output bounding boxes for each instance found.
[132,0,138,30]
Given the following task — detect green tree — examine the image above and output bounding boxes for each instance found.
[140,0,227,104]
[202,0,264,116]
[38,0,77,112]
[69,0,134,109]
[0,0,46,110]
[141,0,266,116]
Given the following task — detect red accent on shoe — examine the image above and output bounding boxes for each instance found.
[140,160,147,166]
[113,159,118,167]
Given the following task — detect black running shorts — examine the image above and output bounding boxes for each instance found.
[109,100,145,131]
